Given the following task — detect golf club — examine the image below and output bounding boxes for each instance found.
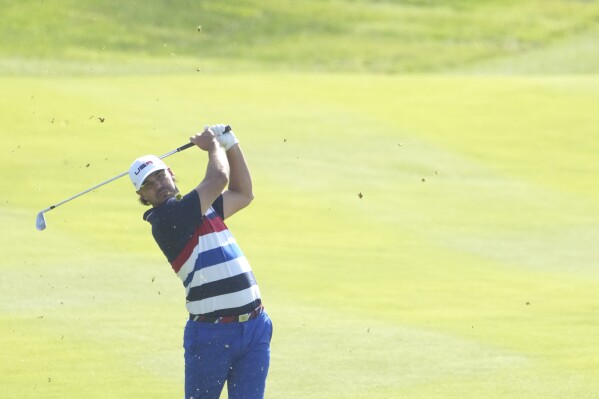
[36,126,230,231]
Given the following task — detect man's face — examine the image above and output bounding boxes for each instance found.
[136,169,178,207]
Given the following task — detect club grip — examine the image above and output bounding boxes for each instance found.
[177,142,196,152]
[176,125,232,152]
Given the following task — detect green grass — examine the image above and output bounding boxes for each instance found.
[2,1,599,398]
[453,28,599,74]
[2,0,599,74]
[2,73,599,398]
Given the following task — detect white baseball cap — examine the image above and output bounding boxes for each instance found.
[129,155,168,191]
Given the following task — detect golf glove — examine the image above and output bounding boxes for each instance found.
[205,124,229,137]
[217,131,239,151]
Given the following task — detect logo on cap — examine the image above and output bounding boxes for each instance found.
[134,160,154,176]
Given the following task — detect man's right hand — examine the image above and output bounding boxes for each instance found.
[190,128,219,151]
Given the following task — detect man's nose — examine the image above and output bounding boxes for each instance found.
[156,180,169,191]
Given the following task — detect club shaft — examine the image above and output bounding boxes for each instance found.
[36,125,231,227]
[40,141,197,214]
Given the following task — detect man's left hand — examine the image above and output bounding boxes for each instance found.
[205,124,230,137]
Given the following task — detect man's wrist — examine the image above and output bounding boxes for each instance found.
[206,138,221,150]
[217,131,239,151]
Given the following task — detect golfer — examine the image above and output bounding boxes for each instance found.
[128,125,272,399]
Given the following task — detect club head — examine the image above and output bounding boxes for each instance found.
[36,211,47,231]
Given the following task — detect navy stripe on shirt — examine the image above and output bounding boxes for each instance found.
[186,271,257,302]
[183,242,244,288]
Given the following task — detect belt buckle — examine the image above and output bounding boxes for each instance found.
[238,313,250,322]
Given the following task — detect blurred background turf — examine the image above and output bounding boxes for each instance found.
[1,0,599,74]
[2,2,599,399]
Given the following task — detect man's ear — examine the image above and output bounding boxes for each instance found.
[168,167,176,179]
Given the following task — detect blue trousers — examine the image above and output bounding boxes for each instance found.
[183,312,273,399]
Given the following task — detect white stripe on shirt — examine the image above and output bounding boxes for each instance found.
[186,285,262,315]
[187,256,252,289]
[176,230,238,283]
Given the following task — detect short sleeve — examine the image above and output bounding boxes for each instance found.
[211,194,225,220]
[148,191,203,263]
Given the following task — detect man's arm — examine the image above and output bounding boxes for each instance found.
[221,142,254,219]
[190,129,229,216]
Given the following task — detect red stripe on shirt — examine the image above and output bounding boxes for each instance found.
[170,214,228,273]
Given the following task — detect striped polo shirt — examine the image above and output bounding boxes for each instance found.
[143,190,261,317]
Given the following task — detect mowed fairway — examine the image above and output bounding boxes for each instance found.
[1,73,599,399]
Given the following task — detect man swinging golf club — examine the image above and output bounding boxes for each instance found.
[129,125,272,399]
